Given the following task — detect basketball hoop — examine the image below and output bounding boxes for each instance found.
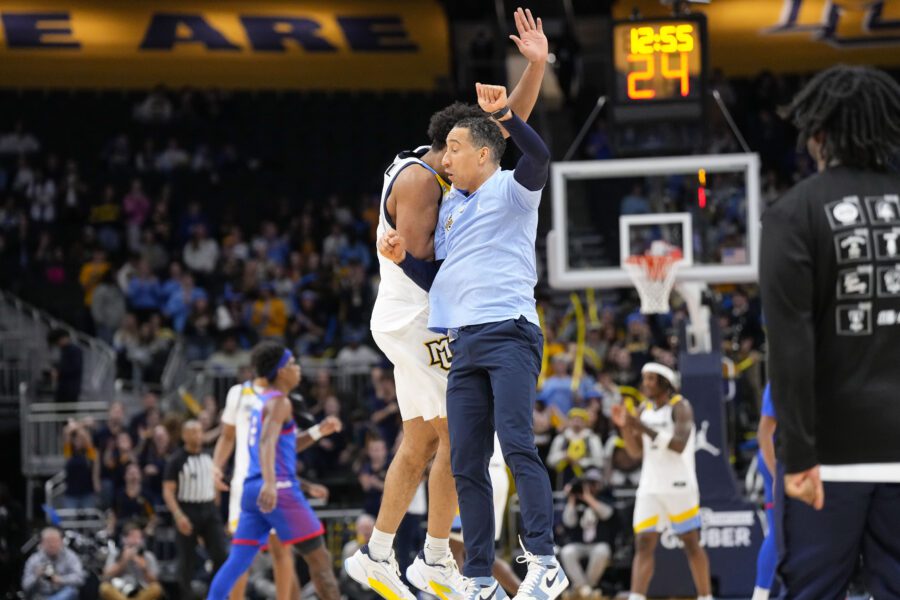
[624,245,683,314]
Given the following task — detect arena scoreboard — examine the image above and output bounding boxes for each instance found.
[610,14,708,123]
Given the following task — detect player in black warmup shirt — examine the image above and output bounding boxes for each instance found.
[760,65,900,599]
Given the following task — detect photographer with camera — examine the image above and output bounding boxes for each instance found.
[99,522,162,600]
[21,527,85,600]
[558,469,616,600]
[547,408,604,485]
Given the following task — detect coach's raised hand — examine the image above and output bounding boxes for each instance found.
[476,83,511,120]
[510,7,548,65]
[377,229,407,264]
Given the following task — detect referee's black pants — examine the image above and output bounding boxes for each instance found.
[176,501,228,600]
[775,467,900,599]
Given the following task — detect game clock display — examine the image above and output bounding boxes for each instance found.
[610,15,708,122]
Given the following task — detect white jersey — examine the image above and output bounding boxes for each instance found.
[370,146,449,333]
[637,396,698,495]
[221,381,265,490]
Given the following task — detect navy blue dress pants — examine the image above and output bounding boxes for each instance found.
[447,317,555,577]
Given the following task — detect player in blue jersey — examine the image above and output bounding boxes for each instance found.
[207,342,339,600]
[753,383,778,600]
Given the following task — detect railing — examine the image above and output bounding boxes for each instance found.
[42,471,107,532]
[301,358,373,404]
[0,289,116,400]
[44,470,66,507]
[0,349,32,423]
[160,340,187,402]
[165,358,375,413]
[316,508,365,568]
[20,385,110,518]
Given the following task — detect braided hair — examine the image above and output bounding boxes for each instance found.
[780,65,900,170]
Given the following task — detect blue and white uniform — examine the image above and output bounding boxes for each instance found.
[233,389,323,547]
[632,396,702,535]
[370,147,452,422]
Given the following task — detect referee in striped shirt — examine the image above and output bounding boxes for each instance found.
[163,420,228,599]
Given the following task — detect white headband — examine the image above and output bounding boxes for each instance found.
[641,362,679,390]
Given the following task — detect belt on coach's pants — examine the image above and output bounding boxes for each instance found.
[448,324,475,341]
[448,317,527,342]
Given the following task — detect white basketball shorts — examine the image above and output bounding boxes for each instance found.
[372,309,449,421]
[633,489,702,535]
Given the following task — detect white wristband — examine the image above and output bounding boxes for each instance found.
[654,430,673,450]
[308,424,323,442]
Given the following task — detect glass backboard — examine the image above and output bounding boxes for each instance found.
[546,153,760,289]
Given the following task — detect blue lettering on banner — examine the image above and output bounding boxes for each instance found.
[2,11,420,54]
[766,0,900,47]
[337,16,418,52]
[2,12,80,49]
[240,16,336,52]
[139,13,241,51]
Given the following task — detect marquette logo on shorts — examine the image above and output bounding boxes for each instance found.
[424,337,452,371]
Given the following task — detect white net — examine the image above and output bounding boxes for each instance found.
[624,250,683,314]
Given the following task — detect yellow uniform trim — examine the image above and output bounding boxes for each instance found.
[434,173,451,194]
[429,581,454,600]
[670,505,700,523]
[368,578,404,600]
[668,394,684,406]
[633,515,659,533]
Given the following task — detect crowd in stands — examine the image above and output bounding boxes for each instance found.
[0,87,446,395]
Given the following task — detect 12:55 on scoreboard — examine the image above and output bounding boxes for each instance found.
[611,15,708,110]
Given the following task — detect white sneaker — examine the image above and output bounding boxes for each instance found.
[406,550,469,599]
[463,576,509,600]
[511,540,568,600]
[343,544,417,600]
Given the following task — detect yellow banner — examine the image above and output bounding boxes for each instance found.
[0,0,449,90]
[613,0,900,75]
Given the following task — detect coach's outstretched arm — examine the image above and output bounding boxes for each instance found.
[476,83,550,192]
[505,7,548,126]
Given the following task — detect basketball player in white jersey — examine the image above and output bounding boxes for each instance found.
[343,8,548,599]
[611,363,712,600]
[213,377,342,600]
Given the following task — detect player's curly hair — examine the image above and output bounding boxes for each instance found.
[779,65,900,170]
[427,101,484,151]
[251,341,287,382]
[453,117,507,163]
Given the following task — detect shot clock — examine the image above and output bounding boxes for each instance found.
[609,14,708,123]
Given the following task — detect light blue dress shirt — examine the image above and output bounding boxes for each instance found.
[428,168,542,332]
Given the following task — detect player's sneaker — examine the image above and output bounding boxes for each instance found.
[463,576,509,600]
[406,550,469,599]
[511,539,568,600]
[343,545,417,600]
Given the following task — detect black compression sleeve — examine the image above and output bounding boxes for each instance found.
[398,254,442,292]
[502,112,550,191]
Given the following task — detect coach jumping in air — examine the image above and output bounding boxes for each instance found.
[379,82,567,600]
[760,65,900,599]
